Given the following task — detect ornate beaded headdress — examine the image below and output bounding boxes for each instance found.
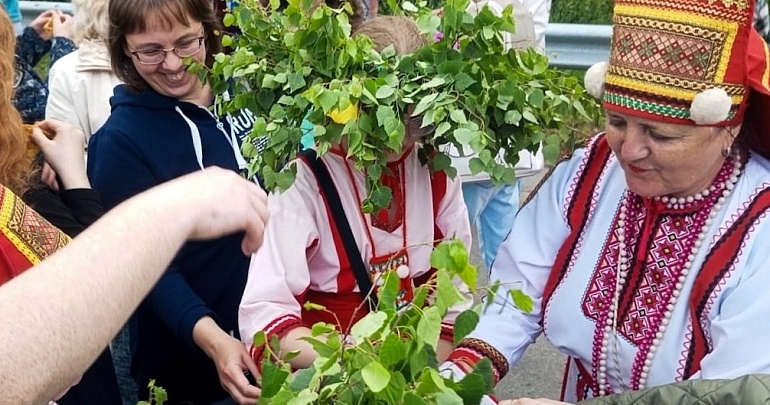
[585,0,770,140]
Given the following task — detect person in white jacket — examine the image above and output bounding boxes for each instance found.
[45,0,121,144]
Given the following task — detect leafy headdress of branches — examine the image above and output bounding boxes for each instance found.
[207,0,600,212]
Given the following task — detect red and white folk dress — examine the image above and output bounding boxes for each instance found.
[446,134,770,401]
[239,146,473,363]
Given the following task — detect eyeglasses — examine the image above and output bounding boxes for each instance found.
[130,36,205,65]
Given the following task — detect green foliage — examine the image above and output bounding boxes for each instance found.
[379,0,442,14]
[207,0,600,211]
[250,239,532,404]
[511,289,534,313]
[134,241,535,404]
[136,380,167,405]
[382,0,614,25]
[34,53,52,81]
[551,0,613,24]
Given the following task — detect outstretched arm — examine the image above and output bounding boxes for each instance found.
[0,168,268,405]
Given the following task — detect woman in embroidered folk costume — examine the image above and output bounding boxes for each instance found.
[441,0,770,402]
[238,16,473,370]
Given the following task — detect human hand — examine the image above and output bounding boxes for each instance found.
[439,361,498,404]
[40,162,60,192]
[499,399,572,405]
[30,120,89,190]
[212,335,262,404]
[51,12,74,40]
[29,10,57,39]
[146,168,269,254]
[193,318,261,405]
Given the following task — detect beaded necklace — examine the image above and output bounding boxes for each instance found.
[594,152,743,396]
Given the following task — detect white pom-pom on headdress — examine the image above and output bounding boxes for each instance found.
[690,88,732,125]
[584,61,609,99]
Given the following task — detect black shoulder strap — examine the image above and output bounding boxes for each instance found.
[299,149,378,308]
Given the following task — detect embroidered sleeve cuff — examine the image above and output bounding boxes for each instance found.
[439,360,500,404]
[449,338,509,384]
[440,322,454,342]
[249,315,304,366]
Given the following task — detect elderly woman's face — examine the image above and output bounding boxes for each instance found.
[605,111,734,198]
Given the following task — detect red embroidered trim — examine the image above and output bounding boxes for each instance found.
[685,186,770,378]
[250,315,304,365]
[440,322,454,342]
[447,347,483,374]
[541,136,613,322]
[453,337,509,383]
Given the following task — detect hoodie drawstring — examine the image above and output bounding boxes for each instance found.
[175,105,248,171]
[175,106,205,170]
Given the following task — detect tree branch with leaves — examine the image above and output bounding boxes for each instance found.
[205,0,600,211]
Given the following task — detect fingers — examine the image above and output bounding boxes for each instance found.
[207,333,261,404]
[241,187,269,255]
[240,223,265,255]
[52,13,74,39]
[31,121,89,190]
[224,367,262,404]
[220,361,261,404]
[34,119,62,140]
[36,119,70,134]
[36,120,86,146]
[30,120,86,155]
[241,348,260,378]
[40,162,60,191]
[165,168,270,246]
[29,126,53,149]
[32,10,58,38]
[33,10,55,25]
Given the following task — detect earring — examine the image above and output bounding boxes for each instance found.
[722,144,732,158]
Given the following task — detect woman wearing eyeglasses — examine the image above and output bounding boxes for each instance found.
[86,0,262,404]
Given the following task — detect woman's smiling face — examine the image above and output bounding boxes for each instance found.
[604,110,737,198]
[124,15,208,105]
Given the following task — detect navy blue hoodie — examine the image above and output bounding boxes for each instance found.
[87,84,257,404]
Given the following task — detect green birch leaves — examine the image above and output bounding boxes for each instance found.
[208,0,600,211]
